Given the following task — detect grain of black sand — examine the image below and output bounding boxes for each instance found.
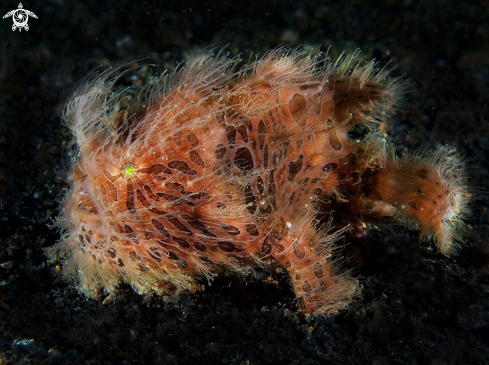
[0,1,488,364]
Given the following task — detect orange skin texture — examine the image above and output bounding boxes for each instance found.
[50,50,469,315]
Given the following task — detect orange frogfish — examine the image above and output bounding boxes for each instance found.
[48,48,469,315]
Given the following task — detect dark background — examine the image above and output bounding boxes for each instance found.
[0,0,488,364]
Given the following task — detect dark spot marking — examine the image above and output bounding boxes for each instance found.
[216,112,225,124]
[234,147,254,172]
[289,93,306,119]
[258,120,266,149]
[296,137,303,150]
[246,223,259,236]
[272,152,279,167]
[257,176,265,194]
[244,183,257,214]
[187,131,199,146]
[190,150,204,167]
[168,160,197,175]
[147,248,162,262]
[136,189,150,207]
[294,242,306,259]
[165,182,185,192]
[168,251,179,260]
[287,154,303,181]
[339,153,357,166]
[106,181,118,201]
[262,238,272,254]
[329,130,342,150]
[177,260,188,268]
[126,180,135,212]
[202,229,217,238]
[313,93,322,115]
[173,236,190,248]
[323,162,338,172]
[194,242,207,252]
[317,281,328,293]
[138,164,172,174]
[350,172,360,183]
[218,241,236,252]
[225,125,236,147]
[149,207,168,215]
[268,111,276,124]
[237,125,248,143]
[157,192,179,202]
[268,170,277,210]
[200,256,213,265]
[243,117,253,131]
[289,191,296,205]
[190,192,210,200]
[117,258,124,267]
[143,185,159,201]
[156,239,169,249]
[361,168,380,179]
[167,215,192,235]
[302,281,312,293]
[106,248,116,258]
[182,214,208,231]
[314,265,324,279]
[152,219,170,237]
[263,144,269,169]
[268,170,276,195]
[124,224,133,234]
[221,224,240,235]
[136,263,149,272]
[408,201,418,210]
[336,173,346,180]
[416,169,428,179]
[215,144,226,160]
[128,250,139,261]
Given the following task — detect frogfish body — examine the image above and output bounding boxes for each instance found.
[49,49,469,315]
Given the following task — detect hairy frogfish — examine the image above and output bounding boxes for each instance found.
[48,49,469,315]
